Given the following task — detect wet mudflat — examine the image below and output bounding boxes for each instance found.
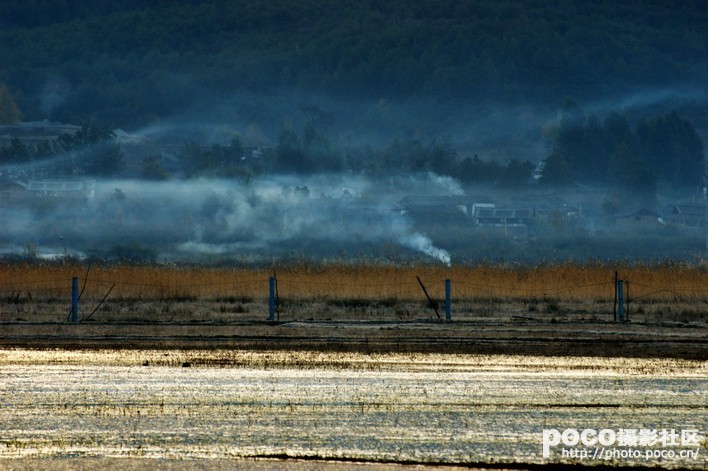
[0,350,705,469]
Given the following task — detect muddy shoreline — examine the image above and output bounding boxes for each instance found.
[1,319,705,359]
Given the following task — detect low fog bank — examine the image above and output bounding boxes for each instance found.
[1,173,705,266]
[0,174,460,265]
[1,86,706,266]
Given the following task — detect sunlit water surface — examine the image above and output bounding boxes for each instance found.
[0,350,705,469]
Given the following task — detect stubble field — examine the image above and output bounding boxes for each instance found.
[0,349,706,470]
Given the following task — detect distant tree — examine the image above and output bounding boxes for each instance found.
[299,103,333,132]
[457,155,478,183]
[33,139,53,160]
[608,142,656,200]
[227,136,244,162]
[55,123,124,176]
[386,139,426,174]
[636,112,704,187]
[179,142,205,177]
[426,136,457,175]
[558,97,582,128]
[539,150,573,187]
[0,84,22,124]
[294,185,310,197]
[210,137,244,167]
[372,137,459,176]
[457,154,504,184]
[601,112,634,157]
[498,159,534,188]
[344,144,375,175]
[301,123,343,172]
[275,128,310,173]
[141,155,169,180]
[0,138,31,164]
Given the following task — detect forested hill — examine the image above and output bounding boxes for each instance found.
[1,0,706,128]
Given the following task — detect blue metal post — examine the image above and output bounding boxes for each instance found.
[445,279,451,321]
[71,276,79,323]
[617,279,625,322]
[269,276,275,321]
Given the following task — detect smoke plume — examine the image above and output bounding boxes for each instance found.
[0,173,457,264]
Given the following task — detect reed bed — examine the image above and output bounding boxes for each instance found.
[0,262,705,303]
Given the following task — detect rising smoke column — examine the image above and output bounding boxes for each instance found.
[399,233,451,266]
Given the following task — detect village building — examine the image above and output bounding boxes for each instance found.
[14,179,96,199]
[398,195,481,224]
[615,207,662,229]
[660,201,706,228]
[0,120,80,147]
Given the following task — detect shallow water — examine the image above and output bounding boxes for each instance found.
[0,350,705,469]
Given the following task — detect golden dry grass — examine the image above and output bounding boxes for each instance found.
[1,264,706,356]
[0,262,704,303]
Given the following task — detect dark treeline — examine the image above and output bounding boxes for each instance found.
[0,0,705,128]
[0,123,123,177]
[0,121,535,188]
[1,109,702,197]
[269,129,536,189]
[541,107,704,196]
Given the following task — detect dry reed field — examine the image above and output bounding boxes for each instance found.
[1,261,705,299]
[0,262,705,324]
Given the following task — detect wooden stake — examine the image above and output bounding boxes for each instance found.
[416,276,440,319]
